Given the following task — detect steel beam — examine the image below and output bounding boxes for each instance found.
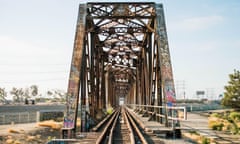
[65,4,87,133]
[155,3,176,127]
[64,2,177,135]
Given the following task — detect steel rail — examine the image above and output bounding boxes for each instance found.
[91,109,116,132]
[96,106,149,144]
[122,107,135,144]
[107,109,121,144]
[125,106,148,144]
[95,108,120,144]
[108,107,135,144]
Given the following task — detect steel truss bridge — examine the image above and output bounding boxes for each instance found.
[64,2,180,136]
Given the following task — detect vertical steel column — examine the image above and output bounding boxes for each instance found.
[108,75,113,107]
[65,4,87,133]
[136,62,140,105]
[156,48,163,123]
[133,82,137,108]
[130,83,134,104]
[90,32,96,119]
[112,79,115,107]
[155,3,176,126]
[143,47,149,106]
[105,72,109,109]
[80,45,87,132]
[101,59,106,109]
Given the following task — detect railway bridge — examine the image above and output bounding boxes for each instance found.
[60,2,186,143]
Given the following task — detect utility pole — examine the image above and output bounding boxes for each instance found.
[206,88,215,100]
[175,80,186,100]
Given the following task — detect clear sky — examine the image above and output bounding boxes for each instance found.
[0,0,239,99]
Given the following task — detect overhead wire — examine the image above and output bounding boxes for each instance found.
[0,78,68,84]
[0,63,70,66]
[0,71,69,74]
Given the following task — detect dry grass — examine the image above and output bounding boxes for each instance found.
[183,132,214,144]
[209,112,240,134]
[2,126,60,144]
[8,129,20,134]
[38,120,63,130]
[6,139,14,144]
[182,132,201,143]
[1,119,81,143]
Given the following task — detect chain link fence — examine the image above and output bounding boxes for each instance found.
[0,112,37,125]
[0,104,66,125]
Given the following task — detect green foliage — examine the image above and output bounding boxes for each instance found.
[228,112,240,134]
[46,89,66,102]
[211,113,221,118]
[0,85,66,103]
[228,122,239,134]
[229,112,240,122]
[10,86,39,103]
[221,70,240,109]
[223,111,230,120]
[209,111,240,135]
[211,123,224,131]
[0,87,7,103]
[10,87,24,103]
[201,137,210,144]
[30,85,38,96]
[107,107,113,115]
[189,130,200,135]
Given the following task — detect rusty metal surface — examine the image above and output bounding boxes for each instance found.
[65,2,177,134]
[155,4,176,103]
[65,4,87,131]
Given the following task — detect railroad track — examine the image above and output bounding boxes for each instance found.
[48,106,165,143]
[96,106,148,144]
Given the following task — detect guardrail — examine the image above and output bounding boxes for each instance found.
[126,104,187,121]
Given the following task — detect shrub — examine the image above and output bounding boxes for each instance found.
[189,130,200,135]
[201,137,210,144]
[208,110,240,135]
[212,123,224,131]
[106,107,113,115]
[229,122,239,134]
[208,117,224,131]
[229,112,240,122]
[211,113,220,118]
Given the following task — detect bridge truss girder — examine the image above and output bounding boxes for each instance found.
[65,2,176,133]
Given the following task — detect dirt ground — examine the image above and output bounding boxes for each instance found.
[0,122,61,144]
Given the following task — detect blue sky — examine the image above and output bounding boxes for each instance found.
[0,0,239,99]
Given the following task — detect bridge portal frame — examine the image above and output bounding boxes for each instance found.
[64,2,177,135]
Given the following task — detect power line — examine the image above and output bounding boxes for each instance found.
[0,71,69,74]
[0,78,68,84]
[175,80,186,99]
[0,63,70,66]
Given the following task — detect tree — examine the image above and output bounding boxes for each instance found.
[46,89,66,102]
[24,88,30,98]
[221,69,240,109]
[30,85,38,97]
[0,87,7,103]
[53,89,67,102]
[47,90,53,97]
[10,87,24,103]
